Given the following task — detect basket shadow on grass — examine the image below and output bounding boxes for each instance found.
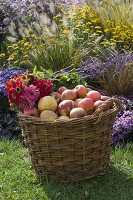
[38,165,133,200]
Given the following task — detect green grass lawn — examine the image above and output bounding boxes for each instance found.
[0,140,133,200]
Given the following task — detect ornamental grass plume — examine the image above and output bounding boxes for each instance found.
[101,62,133,96]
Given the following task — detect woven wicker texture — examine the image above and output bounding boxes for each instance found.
[19,98,120,182]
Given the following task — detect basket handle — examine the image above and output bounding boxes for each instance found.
[93,98,120,123]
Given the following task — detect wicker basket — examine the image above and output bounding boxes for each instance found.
[18,98,120,182]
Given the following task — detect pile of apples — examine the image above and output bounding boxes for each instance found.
[24,85,112,122]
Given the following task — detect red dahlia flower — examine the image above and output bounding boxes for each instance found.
[34,79,53,98]
[6,80,25,104]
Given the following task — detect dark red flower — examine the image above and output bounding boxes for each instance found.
[27,74,38,85]
[34,79,53,98]
[8,88,21,104]
[6,80,25,104]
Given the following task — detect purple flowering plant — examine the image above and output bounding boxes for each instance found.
[112,96,133,145]
[79,52,133,84]
[0,67,24,96]
[113,111,133,144]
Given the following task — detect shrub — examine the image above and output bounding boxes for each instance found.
[78,58,105,88]
[52,68,87,90]
[4,37,34,68]
[0,109,21,140]
[0,6,91,70]
[79,52,133,96]
[0,1,61,68]
[0,7,6,46]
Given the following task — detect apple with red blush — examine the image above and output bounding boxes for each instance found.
[24,107,40,117]
[94,100,104,111]
[86,90,101,102]
[101,95,109,101]
[50,92,61,103]
[57,100,77,116]
[94,99,114,112]
[58,86,67,94]
[74,85,87,98]
[70,108,87,119]
[86,87,92,93]
[61,89,77,101]
[78,98,94,113]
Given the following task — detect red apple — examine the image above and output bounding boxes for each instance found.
[24,107,40,117]
[74,85,87,98]
[94,100,104,111]
[71,100,78,109]
[57,100,77,116]
[94,99,113,112]
[70,108,87,119]
[40,110,58,121]
[61,89,77,101]
[86,90,101,102]
[50,92,61,103]
[101,95,109,101]
[86,87,92,93]
[78,98,94,113]
[58,86,67,94]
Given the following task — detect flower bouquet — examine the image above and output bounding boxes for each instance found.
[6,73,53,112]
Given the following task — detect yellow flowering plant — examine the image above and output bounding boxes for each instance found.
[54,5,133,52]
